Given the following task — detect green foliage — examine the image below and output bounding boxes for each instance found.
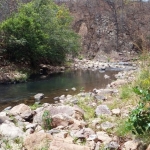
[0,0,80,67]
[127,87,150,135]
[30,102,42,110]
[42,110,52,130]
[120,85,133,100]
[137,69,150,89]
[78,97,95,120]
[3,139,12,149]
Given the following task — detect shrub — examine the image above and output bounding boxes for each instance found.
[42,110,52,130]
[127,87,150,135]
[0,0,80,67]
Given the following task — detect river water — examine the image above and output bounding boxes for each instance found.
[0,69,118,110]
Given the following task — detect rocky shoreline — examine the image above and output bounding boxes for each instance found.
[0,56,138,84]
[1,59,149,150]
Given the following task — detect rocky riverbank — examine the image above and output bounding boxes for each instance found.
[0,62,66,84]
[72,58,137,71]
[1,62,149,150]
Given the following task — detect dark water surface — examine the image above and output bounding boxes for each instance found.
[0,69,118,110]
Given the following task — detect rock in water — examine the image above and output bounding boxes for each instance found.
[71,87,76,91]
[34,93,44,101]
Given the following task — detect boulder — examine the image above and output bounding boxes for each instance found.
[9,103,33,120]
[95,105,112,116]
[0,123,24,139]
[101,121,115,130]
[0,116,10,124]
[49,137,90,150]
[33,105,84,126]
[34,93,44,101]
[122,140,144,150]
[24,132,53,150]
[52,114,74,128]
[97,131,112,144]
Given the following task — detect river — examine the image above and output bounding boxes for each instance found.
[0,69,118,110]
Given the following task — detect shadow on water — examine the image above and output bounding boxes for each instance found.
[0,69,118,110]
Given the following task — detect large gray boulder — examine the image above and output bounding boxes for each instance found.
[49,137,90,150]
[33,105,84,125]
[9,103,33,120]
[0,122,24,139]
[24,132,53,150]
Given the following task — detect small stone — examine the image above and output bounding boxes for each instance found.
[53,97,59,101]
[94,95,106,101]
[91,118,101,129]
[106,141,120,149]
[95,105,112,116]
[66,95,73,99]
[71,87,76,91]
[97,131,112,144]
[87,134,98,141]
[71,98,78,104]
[59,95,65,100]
[104,74,110,79]
[34,93,44,101]
[112,108,121,116]
[101,121,115,130]
[26,123,38,130]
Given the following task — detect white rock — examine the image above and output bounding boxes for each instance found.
[101,121,115,130]
[122,140,143,150]
[112,108,121,115]
[97,131,112,144]
[59,95,65,100]
[0,123,23,139]
[104,74,110,79]
[34,93,44,101]
[71,87,76,91]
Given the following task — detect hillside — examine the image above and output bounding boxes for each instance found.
[1,0,150,61]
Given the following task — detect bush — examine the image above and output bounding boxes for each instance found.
[0,0,80,67]
[42,110,52,130]
[127,87,150,135]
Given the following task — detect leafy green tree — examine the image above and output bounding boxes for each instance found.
[0,0,80,67]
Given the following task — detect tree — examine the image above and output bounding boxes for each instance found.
[0,0,80,67]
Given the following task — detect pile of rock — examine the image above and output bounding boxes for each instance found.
[72,58,137,72]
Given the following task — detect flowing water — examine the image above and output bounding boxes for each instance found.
[0,69,118,110]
